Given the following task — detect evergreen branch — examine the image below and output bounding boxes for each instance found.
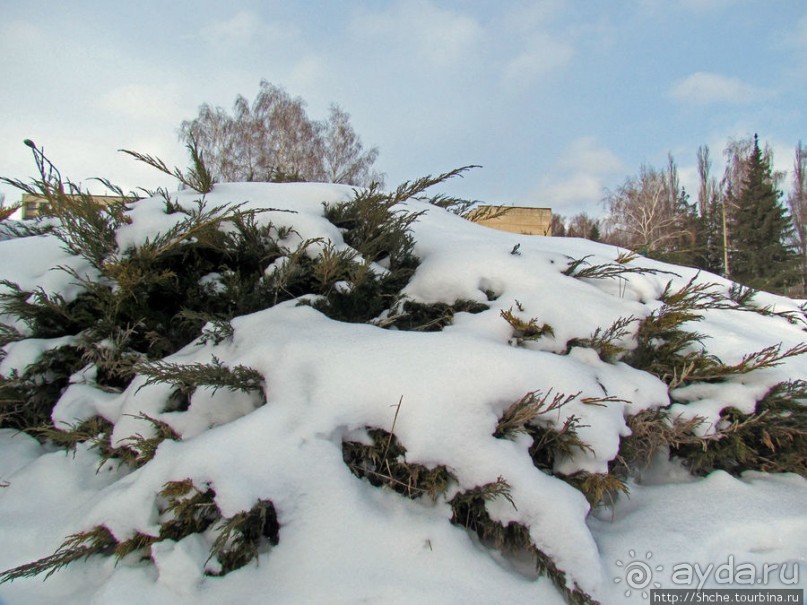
[376,299,488,332]
[500,307,554,345]
[528,414,595,471]
[579,395,630,406]
[562,471,629,508]
[452,476,517,510]
[157,479,219,541]
[178,310,234,345]
[135,356,265,400]
[185,137,216,194]
[207,499,279,575]
[613,409,708,475]
[494,390,579,439]
[566,315,637,362]
[130,199,246,259]
[33,416,114,455]
[628,277,731,385]
[728,283,756,306]
[658,275,724,311]
[0,219,54,239]
[0,282,75,333]
[120,136,216,194]
[672,381,807,477]
[727,284,807,325]
[0,526,116,583]
[119,413,181,467]
[462,204,512,223]
[563,255,676,280]
[0,322,23,348]
[615,250,639,264]
[113,533,157,560]
[687,342,807,382]
[0,203,21,222]
[88,177,142,204]
[0,155,129,270]
[388,165,481,207]
[1,144,133,269]
[424,193,476,215]
[342,427,454,500]
[449,478,599,605]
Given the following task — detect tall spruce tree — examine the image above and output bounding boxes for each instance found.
[729,135,797,291]
[695,192,725,275]
[692,145,725,275]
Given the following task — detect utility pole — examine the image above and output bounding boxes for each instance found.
[722,199,730,278]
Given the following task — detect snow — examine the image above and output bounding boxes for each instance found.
[1,181,805,604]
[590,469,807,602]
[0,335,77,378]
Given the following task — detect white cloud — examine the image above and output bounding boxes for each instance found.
[677,0,735,13]
[542,173,604,209]
[780,14,807,78]
[200,10,260,47]
[670,72,768,105]
[501,33,575,88]
[500,0,568,35]
[497,3,576,90]
[353,2,483,68]
[558,136,625,174]
[532,137,626,214]
[97,84,183,123]
[0,19,47,47]
[637,0,734,16]
[286,56,332,102]
[786,15,807,49]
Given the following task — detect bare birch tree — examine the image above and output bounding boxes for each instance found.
[549,213,567,237]
[180,81,380,186]
[787,141,807,290]
[566,212,600,239]
[696,145,716,217]
[322,106,382,185]
[603,158,689,253]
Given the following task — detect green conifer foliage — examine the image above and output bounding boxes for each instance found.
[729,135,797,291]
[695,193,726,275]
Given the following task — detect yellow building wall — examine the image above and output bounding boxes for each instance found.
[468,205,552,236]
[21,193,128,220]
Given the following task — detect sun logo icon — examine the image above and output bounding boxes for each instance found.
[613,549,664,598]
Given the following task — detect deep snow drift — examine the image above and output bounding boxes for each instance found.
[0,181,805,604]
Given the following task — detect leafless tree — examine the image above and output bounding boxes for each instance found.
[566,212,599,239]
[603,157,689,253]
[180,81,381,186]
[549,213,567,237]
[696,145,716,217]
[721,137,754,209]
[787,141,807,289]
[322,105,382,185]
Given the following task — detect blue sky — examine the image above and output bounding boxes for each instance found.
[1,0,805,217]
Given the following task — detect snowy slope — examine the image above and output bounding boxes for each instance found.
[0,182,805,604]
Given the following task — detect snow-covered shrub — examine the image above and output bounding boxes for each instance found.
[673,379,807,476]
[0,478,279,582]
[1,146,498,589]
[1,143,806,604]
[342,427,453,500]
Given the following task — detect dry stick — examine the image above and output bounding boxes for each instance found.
[380,396,405,488]
[382,395,404,462]
[354,468,430,497]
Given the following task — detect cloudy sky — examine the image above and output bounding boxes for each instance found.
[1,0,805,217]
